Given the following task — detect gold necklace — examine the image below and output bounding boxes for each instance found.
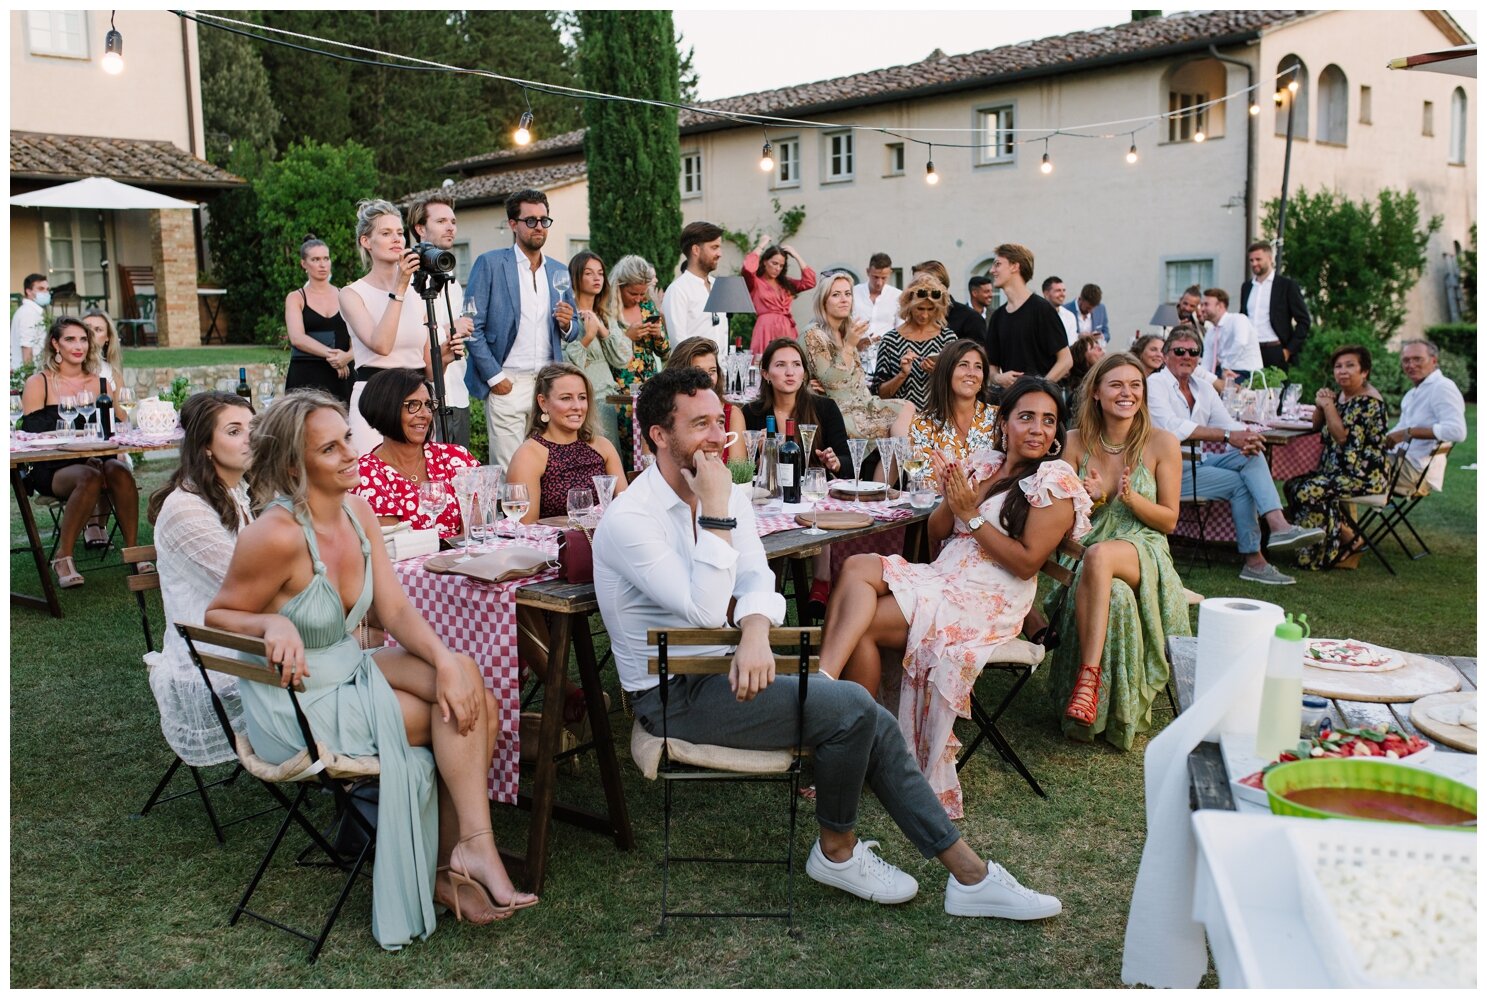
[1098,433,1128,454]
[376,445,424,483]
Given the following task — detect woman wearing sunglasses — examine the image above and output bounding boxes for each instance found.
[353,368,480,539]
[870,275,958,413]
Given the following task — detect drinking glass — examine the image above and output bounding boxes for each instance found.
[550,270,571,299]
[462,299,479,321]
[908,472,937,511]
[77,391,99,439]
[801,468,829,536]
[501,482,531,541]
[57,395,78,435]
[591,473,617,512]
[567,487,595,529]
[215,377,235,394]
[797,423,818,469]
[116,387,136,429]
[10,392,23,429]
[418,480,450,532]
[744,429,765,470]
[257,379,277,408]
[479,466,504,547]
[452,468,481,553]
[846,438,869,492]
[877,436,898,490]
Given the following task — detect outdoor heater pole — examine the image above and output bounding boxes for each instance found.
[1274,73,1297,272]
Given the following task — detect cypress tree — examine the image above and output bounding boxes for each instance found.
[577,11,682,280]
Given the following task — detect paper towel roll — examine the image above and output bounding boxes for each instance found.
[1194,597,1284,741]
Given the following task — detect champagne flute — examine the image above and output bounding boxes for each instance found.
[591,473,617,513]
[801,467,829,536]
[798,423,818,470]
[744,429,765,470]
[452,467,481,555]
[418,480,450,535]
[501,482,531,542]
[847,438,869,492]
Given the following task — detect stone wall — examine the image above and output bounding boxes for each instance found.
[123,362,283,401]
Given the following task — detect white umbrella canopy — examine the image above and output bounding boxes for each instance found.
[9,176,199,210]
[1387,45,1476,78]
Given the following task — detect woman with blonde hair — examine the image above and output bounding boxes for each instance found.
[506,362,628,522]
[870,274,957,413]
[1043,352,1189,748]
[802,271,915,441]
[208,390,536,942]
[663,336,746,462]
[81,309,124,384]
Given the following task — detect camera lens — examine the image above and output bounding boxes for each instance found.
[413,241,456,275]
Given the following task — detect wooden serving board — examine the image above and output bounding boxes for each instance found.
[1411,692,1478,753]
[1302,650,1462,703]
[795,511,873,530]
[537,516,571,528]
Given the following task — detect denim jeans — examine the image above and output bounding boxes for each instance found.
[1181,447,1282,554]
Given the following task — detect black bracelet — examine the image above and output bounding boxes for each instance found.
[697,515,738,530]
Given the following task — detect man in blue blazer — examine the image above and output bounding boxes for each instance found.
[464,188,577,466]
[1062,283,1109,341]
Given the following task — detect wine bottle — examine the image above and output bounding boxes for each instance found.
[235,367,253,405]
[780,419,802,502]
[96,376,113,440]
[764,414,776,436]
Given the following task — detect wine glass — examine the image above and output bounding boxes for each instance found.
[501,482,531,541]
[550,270,571,301]
[798,423,818,470]
[567,487,595,529]
[10,392,23,429]
[116,387,136,429]
[846,438,869,492]
[478,465,504,547]
[744,429,765,471]
[257,379,277,408]
[76,390,98,439]
[452,467,481,554]
[57,395,78,436]
[418,480,450,534]
[801,467,829,536]
[591,473,617,513]
[462,299,479,322]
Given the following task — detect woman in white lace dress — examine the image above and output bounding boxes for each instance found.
[144,392,255,766]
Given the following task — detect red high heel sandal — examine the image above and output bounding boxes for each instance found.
[1065,663,1101,726]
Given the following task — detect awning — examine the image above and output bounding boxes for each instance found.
[1387,45,1476,78]
[9,176,200,210]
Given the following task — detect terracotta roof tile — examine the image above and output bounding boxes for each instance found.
[401,160,587,209]
[10,131,243,188]
[440,9,1307,175]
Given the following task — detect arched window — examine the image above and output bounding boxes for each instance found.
[1164,58,1227,142]
[1275,56,1309,140]
[1317,65,1348,144]
[1450,87,1468,164]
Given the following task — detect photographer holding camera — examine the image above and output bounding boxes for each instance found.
[407,194,473,448]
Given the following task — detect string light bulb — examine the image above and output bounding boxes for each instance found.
[513,110,534,146]
[102,11,124,75]
[1126,143,1138,164]
[759,139,774,172]
[925,145,939,185]
[1193,129,1206,143]
[1040,151,1053,175]
[1275,89,1286,105]
[1249,101,1261,116]
[1287,78,1299,94]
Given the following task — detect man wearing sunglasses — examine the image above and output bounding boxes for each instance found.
[463,188,578,467]
[1147,328,1322,585]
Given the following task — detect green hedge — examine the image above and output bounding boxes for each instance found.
[1291,328,1471,412]
[1425,323,1476,400]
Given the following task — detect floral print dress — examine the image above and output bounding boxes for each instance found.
[881,451,1092,818]
[1287,394,1389,569]
[801,323,909,437]
[909,401,998,464]
[355,442,479,539]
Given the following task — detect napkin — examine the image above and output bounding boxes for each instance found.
[386,528,440,562]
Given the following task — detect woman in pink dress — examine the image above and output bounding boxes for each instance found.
[742,235,816,355]
[819,377,1092,818]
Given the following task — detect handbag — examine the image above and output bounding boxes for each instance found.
[557,526,593,584]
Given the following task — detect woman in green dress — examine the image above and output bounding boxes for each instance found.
[565,250,632,451]
[207,391,535,950]
[1046,354,1191,749]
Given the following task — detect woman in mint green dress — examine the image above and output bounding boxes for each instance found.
[207,391,536,948]
[1045,354,1191,749]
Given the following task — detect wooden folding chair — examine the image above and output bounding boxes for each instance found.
[1378,441,1454,560]
[630,626,820,939]
[956,537,1086,798]
[177,624,380,963]
[1172,442,1215,569]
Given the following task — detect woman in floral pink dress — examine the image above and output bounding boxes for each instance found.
[742,235,816,355]
[820,377,1091,818]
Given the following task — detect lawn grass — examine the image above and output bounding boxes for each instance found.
[8,412,1475,987]
[125,345,286,369]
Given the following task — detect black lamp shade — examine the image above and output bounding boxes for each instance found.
[1149,303,1181,327]
[703,275,755,315]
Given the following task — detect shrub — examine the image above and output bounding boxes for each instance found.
[469,398,488,464]
[1424,323,1477,400]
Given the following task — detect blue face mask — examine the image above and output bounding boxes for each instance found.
[33,291,51,307]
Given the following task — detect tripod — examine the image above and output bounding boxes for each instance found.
[413,269,454,444]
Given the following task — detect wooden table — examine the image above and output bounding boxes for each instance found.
[10,437,179,618]
[1167,634,1477,810]
[510,508,930,893]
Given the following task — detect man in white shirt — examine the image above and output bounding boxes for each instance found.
[852,252,900,373]
[661,221,726,353]
[1241,239,1311,369]
[10,273,49,369]
[1147,328,1321,585]
[1387,339,1468,493]
[594,367,1061,920]
[1041,276,1079,346]
[1200,287,1263,381]
[407,194,473,448]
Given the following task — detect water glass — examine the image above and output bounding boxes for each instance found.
[591,473,617,513]
[908,474,938,510]
[567,487,595,529]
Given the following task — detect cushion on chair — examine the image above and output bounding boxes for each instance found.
[235,731,380,783]
[630,720,794,780]
[1346,493,1390,508]
[984,639,1046,669]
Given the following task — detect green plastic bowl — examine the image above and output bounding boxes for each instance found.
[1264,758,1476,830]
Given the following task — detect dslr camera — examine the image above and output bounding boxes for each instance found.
[410,241,456,276]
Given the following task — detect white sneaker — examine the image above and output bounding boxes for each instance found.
[805,838,918,904]
[944,861,1062,919]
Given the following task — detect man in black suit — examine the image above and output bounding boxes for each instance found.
[1240,239,1311,369]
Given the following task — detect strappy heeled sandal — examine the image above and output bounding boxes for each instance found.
[51,555,84,589]
[1065,663,1101,726]
[434,867,505,925]
[449,834,539,916]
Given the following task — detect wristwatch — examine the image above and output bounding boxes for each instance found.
[388,291,404,302]
[1223,430,1231,444]
[966,514,986,532]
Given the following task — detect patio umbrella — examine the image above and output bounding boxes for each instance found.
[1387,44,1476,77]
[9,176,199,210]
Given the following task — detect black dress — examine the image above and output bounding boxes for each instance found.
[285,288,353,404]
[741,396,855,480]
[20,374,89,497]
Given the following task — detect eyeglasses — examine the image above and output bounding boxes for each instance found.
[1168,347,1201,358]
[911,288,944,301]
[515,216,554,229]
[401,399,436,414]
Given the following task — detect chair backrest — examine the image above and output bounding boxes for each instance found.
[1399,440,1454,497]
[646,627,822,676]
[1038,538,1087,651]
[123,544,159,652]
[177,623,292,689]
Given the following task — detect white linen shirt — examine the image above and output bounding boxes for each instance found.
[1148,367,1245,443]
[1391,369,1468,490]
[10,298,45,369]
[851,282,901,340]
[505,252,553,377]
[594,466,786,693]
[662,269,725,353]
[1057,305,1078,346]
[1245,271,1279,344]
[1206,311,1264,374]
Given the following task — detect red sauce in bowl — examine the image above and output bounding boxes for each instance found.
[1285,787,1475,825]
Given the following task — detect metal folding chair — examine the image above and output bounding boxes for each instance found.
[630,626,820,939]
[1379,441,1454,560]
[1172,442,1215,569]
[178,624,380,963]
[957,537,1086,798]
